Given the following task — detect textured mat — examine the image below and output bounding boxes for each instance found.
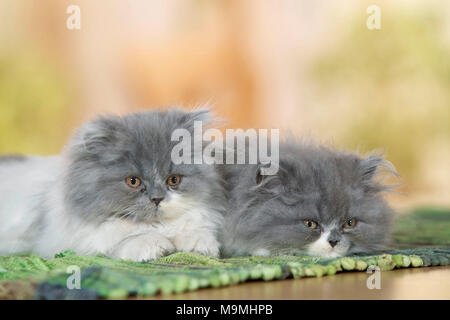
[392,207,450,247]
[0,207,449,299]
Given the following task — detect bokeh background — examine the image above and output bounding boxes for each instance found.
[0,0,449,210]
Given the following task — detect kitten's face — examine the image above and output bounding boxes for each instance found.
[225,143,395,258]
[64,109,225,223]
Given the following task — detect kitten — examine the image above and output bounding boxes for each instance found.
[220,140,397,258]
[0,108,226,261]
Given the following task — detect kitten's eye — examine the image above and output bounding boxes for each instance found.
[125,176,141,188]
[343,218,357,229]
[303,220,318,230]
[167,174,182,187]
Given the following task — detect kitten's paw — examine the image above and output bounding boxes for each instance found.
[111,233,175,262]
[173,232,220,258]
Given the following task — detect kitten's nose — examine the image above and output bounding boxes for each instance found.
[328,240,339,248]
[151,197,164,206]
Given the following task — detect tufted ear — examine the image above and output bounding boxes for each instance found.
[256,166,264,185]
[255,162,275,184]
[177,108,216,133]
[254,162,284,196]
[360,155,384,181]
[359,154,398,192]
[69,115,123,155]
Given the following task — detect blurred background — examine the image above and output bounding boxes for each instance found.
[0,0,448,210]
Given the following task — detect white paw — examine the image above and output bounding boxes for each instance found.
[173,232,220,258]
[110,233,175,262]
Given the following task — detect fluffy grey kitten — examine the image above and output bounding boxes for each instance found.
[220,140,397,258]
[0,109,226,261]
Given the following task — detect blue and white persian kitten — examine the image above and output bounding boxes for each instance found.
[220,141,397,258]
[0,109,225,261]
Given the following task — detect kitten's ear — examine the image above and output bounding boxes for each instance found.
[360,155,384,181]
[255,162,273,185]
[179,108,216,132]
[256,167,263,185]
[359,154,398,192]
[188,108,213,123]
[255,163,282,193]
[70,116,122,154]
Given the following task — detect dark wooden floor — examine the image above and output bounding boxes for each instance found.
[146,266,450,300]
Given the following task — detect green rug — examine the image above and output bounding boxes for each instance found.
[0,207,449,299]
